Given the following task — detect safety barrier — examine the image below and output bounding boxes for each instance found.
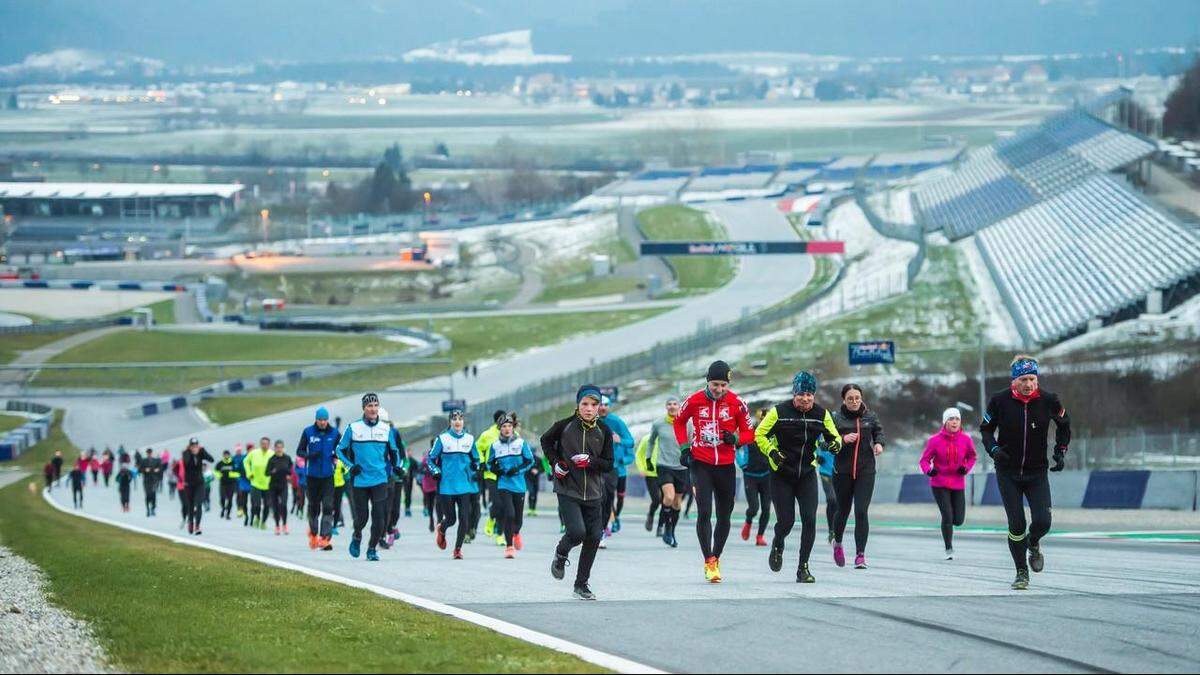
[0,401,53,461]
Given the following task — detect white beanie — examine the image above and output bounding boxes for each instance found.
[942,407,961,425]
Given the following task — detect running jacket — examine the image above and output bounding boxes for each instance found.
[488,434,534,493]
[333,459,346,489]
[475,424,500,482]
[266,453,294,489]
[297,423,340,479]
[245,447,272,491]
[634,435,659,478]
[336,417,400,489]
[980,387,1071,475]
[674,388,754,466]
[602,413,635,477]
[541,414,614,502]
[232,453,251,491]
[181,448,214,487]
[831,406,886,478]
[428,428,479,496]
[920,426,978,490]
[646,416,684,469]
[755,401,841,478]
[214,456,239,484]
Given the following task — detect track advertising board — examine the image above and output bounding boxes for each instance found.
[848,341,896,365]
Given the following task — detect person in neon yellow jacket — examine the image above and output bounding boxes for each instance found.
[634,433,665,535]
[332,458,349,534]
[244,436,273,529]
[474,410,506,541]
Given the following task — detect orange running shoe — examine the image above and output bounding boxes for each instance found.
[513,533,524,551]
[504,546,516,559]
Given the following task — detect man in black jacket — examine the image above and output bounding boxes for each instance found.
[540,384,614,601]
[181,438,215,535]
[980,355,1071,591]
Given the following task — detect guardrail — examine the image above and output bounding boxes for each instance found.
[0,317,129,336]
[0,401,53,461]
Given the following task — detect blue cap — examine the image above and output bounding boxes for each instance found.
[315,406,330,420]
[576,384,602,404]
[1011,358,1039,380]
[792,371,817,395]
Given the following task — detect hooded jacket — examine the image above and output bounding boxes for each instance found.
[919,426,978,490]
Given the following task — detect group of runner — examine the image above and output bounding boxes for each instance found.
[72,352,1069,597]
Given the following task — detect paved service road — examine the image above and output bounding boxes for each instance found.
[63,199,808,453]
[49,485,1200,674]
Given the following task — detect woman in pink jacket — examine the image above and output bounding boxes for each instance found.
[919,407,977,560]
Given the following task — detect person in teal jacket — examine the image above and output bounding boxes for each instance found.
[335,393,401,562]
[427,409,479,559]
[487,413,534,557]
[816,442,838,543]
[599,397,634,536]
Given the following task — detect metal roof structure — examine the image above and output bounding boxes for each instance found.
[0,182,244,200]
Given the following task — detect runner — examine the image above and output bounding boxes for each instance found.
[298,406,339,551]
[647,396,687,547]
[738,406,772,547]
[634,431,662,535]
[474,409,505,544]
[816,439,838,544]
[599,396,634,540]
[336,393,401,561]
[100,451,114,487]
[232,444,251,525]
[181,438,214,535]
[526,446,548,517]
[980,355,1071,590]
[266,440,294,535]
[51,450,64,487]
[377,407,407,550]
[139,449,163,517]
[920,407,978,560]
[245,436,273,529]
[115,458,134,512]
[420,440,440,532]
[291,456,307,517]
[68,457,85,508]
[755,372,842,583]
[214,450,238,520]
[675,361,755,583]
[42,461,54,491]
[428,409,479,559]
[543,384,614,600]
[488,413,534,558]
[332,456,348,535]
[830,383,886,570]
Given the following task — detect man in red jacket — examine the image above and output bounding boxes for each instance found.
[674,360,754,583]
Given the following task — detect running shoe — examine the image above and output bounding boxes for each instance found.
[797,564,815,584]
[768,542,784,572]
[282,525,290,535]
[603,526,611,539]
[528,509,538,518]
[274,525,281,536]
[704,556,720,583]
[945,548,954,561]
[366,549,380,562]
[551,554,569,580]
[495,534,506,547]
[755,535,768,547]
[573,585,596,601]
[833,544,846,567]
[422,507,430,517]
[514,533,523,551]
[321,538,334,551]
[187,522,194,534]
[854,554,868,569]
[453,549,464,560]
[828,532,835,545]
[435,524,447,550]
[597,539,607,549]
[193,529,203,536]
[484,518,495,536]
[656,523,665,538]
[612,518,622,534]
[1028,544,1045,573]
[741,521,752,541]
[386,531,397,547]
[378,539,391,550]
[404,509,412,518]
[349,537,361,559]
[1011,569,1030,590]
[645,511,655,531]
[331,526,340,536]
[504,546,516,559]
[465,531,476,544]
[309,533,318,550]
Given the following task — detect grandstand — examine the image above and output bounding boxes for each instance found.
[975,174,1200,346]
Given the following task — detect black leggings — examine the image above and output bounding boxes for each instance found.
[743,473,772,537]
[333,485,347,527]
[119,485,131,507]
[219,481,235,518]
[352,484,389,550]
[601,471,618,531]
[184,482,205,530]
[269,484,289,526]
[493,489,526,546]
[932,487,966,549]
[832,472,875,555]
[996,470,1052,571]
[526,472,541,511]
[402,470,414,511]
[771,470,819,566]
[144,481,157,511]
[690,462,737,560]
[423,490,438,531]
[645,476,661,521]
[555,494,603,587]
[251,488,271,523]
[72,484,83,508]
[820,475,837,533]
[237,489,249,523]
[386,482,402,533]
[438,493,473,550]
[306,476,335,538]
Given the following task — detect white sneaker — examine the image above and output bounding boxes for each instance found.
[597,539,607,549]
[944,548,954,560]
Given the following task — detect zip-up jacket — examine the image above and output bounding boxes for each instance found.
[266,454,293,489]
[602,413,635,477]
[245,448,272,491]
[674,388,754,466]
[831,406,886,478]
[115,467,133,490]
[646,416,684,469]
[475,424,500,481]
[755,402,841,478]
[541,415,614,502]
[139,456,163,490]
[336,417,400,489]
[980,387,1070,474]
[488,434,534,493]
[182,449,214,487]
[428,428,479,496]
[333,459,346,489]
[297,423,340,479]
[385,427,407,482]
[232,453,251,491]
[214,457,239,484]
[920,426,978,490]
[634,435,659,478]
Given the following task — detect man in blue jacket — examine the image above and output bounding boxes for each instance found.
[232,445,251,525]
[599,396,634,538]
[298,406,339,552]
[336,393,400,562]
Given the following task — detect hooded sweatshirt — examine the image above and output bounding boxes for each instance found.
[919,426,978,490]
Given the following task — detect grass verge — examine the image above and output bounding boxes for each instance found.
[637,205,735,292]
[0,419,606,673]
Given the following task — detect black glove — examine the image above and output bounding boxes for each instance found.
[645,458,656,474]
[768,449,786,469]
[680,446,692,468]
[956,466,968,475]
[721,430,739,446]
[989,446,1011,465]
[927,467,939,477]
[1051,447,1066,472]
[349,465,363,478]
